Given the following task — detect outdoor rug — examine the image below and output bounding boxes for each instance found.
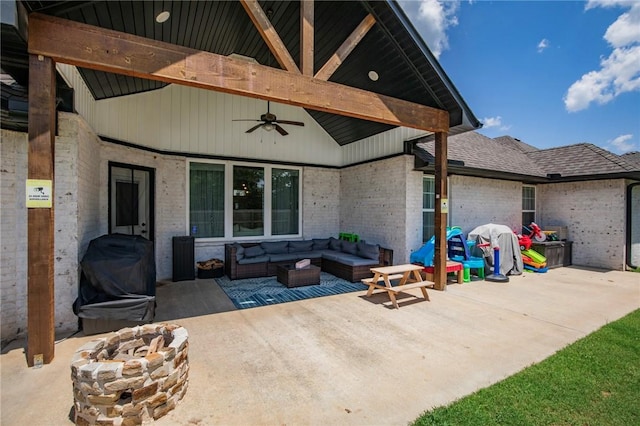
[216,272,364,309]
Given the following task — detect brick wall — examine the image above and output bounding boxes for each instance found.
[1,129,28,342]
[98,144,187,280]
[302,167,340,239]
[340,155,420,262]
[449,175,522,235]
[630,181,640,268]
[538,179,627,270]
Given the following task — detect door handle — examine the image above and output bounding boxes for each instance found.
[141,230,147,234]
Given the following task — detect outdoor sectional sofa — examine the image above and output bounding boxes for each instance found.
[224,238,393,282]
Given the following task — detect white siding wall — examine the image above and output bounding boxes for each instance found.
[93,85,343,165]
[1,130,28,342]
[448,175,522,235]
[538,180,627,270]
[56,64,97,128]
[341,127,428,165]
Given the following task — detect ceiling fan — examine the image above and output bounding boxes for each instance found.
[233,101,304,136]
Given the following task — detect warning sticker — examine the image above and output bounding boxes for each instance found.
[26,179,52,208]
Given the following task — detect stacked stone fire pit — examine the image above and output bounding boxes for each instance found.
[71,323,189,425]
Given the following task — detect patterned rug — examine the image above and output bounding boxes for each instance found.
[216,272,364,309]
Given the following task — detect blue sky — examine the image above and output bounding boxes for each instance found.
[399,0,640,154]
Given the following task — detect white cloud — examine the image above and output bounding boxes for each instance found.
[481,115,509,130]
[607,133,636,153]
[537,38,549,53]
[400,0,461,58]
[565,2,640,112]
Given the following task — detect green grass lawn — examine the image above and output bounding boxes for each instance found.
[412,309,640,426]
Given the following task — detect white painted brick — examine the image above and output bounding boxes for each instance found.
[538,180,626,270]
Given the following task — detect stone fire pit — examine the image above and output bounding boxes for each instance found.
[71,323,189,425]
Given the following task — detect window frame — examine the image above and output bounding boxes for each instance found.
[522,184,536,226]
[187,159,303,241]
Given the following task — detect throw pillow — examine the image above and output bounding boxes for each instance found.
[329,237,342,251]
[312,238,330,250]
[357,241,380,260]
[341,240,358,255]
[244,245,265,258]
[260,241,289,254]
[233,243,245,261]
[289,240,314,252]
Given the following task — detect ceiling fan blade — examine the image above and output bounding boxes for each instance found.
[274,124,288,136]
[275,120,304,126]
[233,119,261,122]
[245,123,264,133]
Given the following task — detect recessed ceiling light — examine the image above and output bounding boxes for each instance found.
[156,11,170,23]
[368,70,379,81]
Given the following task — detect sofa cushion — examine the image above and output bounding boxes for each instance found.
[321,250,343,262]
[260,241,289,254]
[331,254,379,267]
[233,243,245,261]
[238,255,270,264]
[268,253,301,262]
[289,240,314,252]
[329,237,342,251]
[357,241,380,261]
[244,245,266,258]
[312,238,331,250]
[341,240,358,255]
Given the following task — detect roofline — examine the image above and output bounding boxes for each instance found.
[381,0,481,131]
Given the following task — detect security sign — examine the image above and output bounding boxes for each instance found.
[26,179,52,208]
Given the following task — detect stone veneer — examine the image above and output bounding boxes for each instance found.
[71,324,188,425]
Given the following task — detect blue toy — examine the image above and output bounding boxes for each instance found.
[411,227,468,266]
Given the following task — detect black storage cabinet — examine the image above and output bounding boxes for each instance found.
[532,241,573,268]
[173,236,195,281]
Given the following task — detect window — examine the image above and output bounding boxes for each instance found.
[233,166,264,237]
[190,163,225,238]
[422,176,435,242]
[188,160,301,240]
[271,168,299,235]
[522,185,536,226]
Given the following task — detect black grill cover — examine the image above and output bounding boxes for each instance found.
[73,234,156,321]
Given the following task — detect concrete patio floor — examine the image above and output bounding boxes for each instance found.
[1,267,638,425]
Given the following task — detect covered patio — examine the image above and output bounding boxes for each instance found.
[2,267,638,425]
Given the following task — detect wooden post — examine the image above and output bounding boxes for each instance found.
[300,0,314,76]
[433,131,448,291]
[27,53,56,366]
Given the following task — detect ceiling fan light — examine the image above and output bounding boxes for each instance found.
[263,123,274,132]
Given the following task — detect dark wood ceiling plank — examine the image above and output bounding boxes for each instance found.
[239,0,300,73]
[28,13,449,133]
[314,13,376,81]
[300,0,314,76]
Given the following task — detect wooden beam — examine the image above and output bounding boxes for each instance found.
[28,13,449,133]
[433,131,448,291]
[300,0,314,76]
[27,53,56,366]
[239,0,300,74]
[315,13,376,81]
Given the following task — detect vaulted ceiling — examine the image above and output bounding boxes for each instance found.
[4,0,480,144]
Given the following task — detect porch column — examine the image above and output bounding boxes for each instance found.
[433,131,448,291]
[27,53,56,366]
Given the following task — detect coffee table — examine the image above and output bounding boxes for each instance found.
[276,264,321,288]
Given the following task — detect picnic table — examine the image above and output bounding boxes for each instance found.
[361,264,430,309]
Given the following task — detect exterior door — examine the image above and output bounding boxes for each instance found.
[109,163,154,240]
